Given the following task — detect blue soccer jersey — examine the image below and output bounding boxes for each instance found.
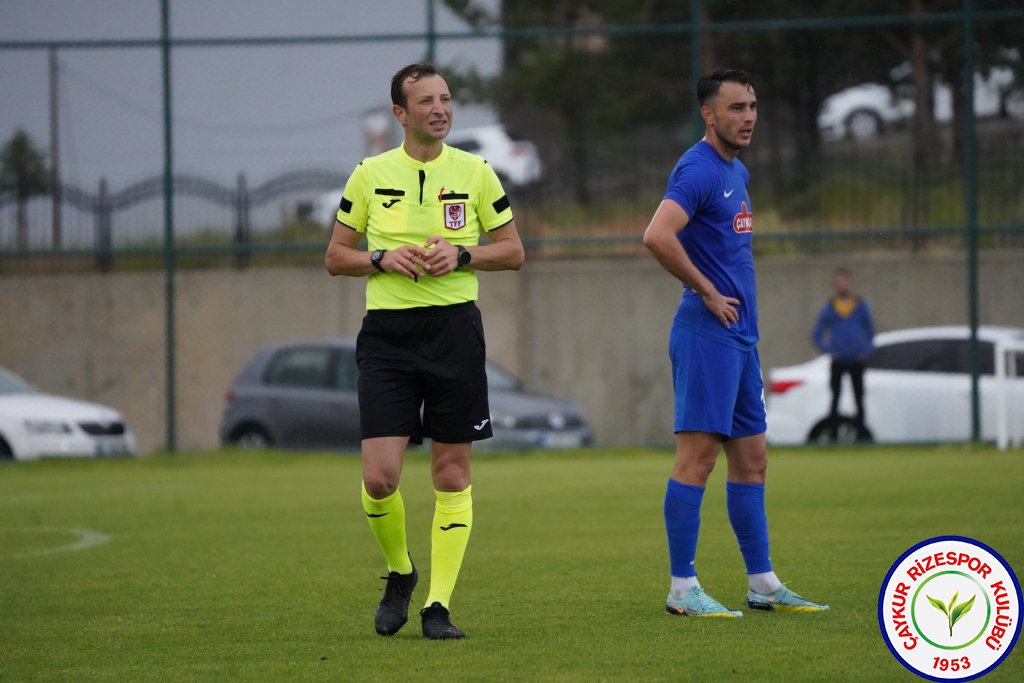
[663,140,758,348]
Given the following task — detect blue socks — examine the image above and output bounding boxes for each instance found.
[726,481,773,574]
[664,479,704,578]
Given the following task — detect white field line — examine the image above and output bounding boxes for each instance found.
[1,526,110,558]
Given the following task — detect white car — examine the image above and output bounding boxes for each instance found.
[766,326,1024,445]
[0,367,137,461]
[818,63,1024,141]
[445,124,543,188]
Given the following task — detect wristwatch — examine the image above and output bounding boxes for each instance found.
[456,245,472,269]
[370,249,386,271]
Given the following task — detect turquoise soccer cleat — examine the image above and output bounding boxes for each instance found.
[665,586,743,618]
[744,584,830,612]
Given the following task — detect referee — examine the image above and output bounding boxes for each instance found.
[325,63,524,640]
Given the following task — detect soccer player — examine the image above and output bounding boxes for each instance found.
[325,63,525,639]
[813,268,875,439]
[642,68,829,617]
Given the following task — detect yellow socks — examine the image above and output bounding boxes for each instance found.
[425,486,473,608]
[361,483,413,575]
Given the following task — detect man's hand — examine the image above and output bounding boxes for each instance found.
[419,236,460,276]
[382,244,429,281]
[700,289,741,329]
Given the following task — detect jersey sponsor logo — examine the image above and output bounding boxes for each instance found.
[382,199,401,208]
[724,188,735,198]
[733,201,753,233]
[444,202,467,230]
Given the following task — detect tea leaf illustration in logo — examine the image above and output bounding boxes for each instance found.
[927,590,976,637]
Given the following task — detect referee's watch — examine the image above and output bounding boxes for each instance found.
[370,249,386,271]
[456,245,472,269]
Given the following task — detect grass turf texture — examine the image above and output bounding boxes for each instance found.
[1,446,1022,682]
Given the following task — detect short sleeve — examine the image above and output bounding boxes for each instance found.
[476,162,514,231]
[337,162,369,232]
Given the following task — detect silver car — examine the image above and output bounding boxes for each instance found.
[219,339,592,451]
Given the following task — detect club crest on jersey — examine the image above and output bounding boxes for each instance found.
[444,202,467,230]
[733,201,753,233]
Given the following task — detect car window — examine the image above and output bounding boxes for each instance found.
[265,348,332,388]
[946,340,996,375]
[0,368,37,394]
[867,338,1001,375]
[485,362,520,390]
[867,340,957,373]
[334,349,358,391]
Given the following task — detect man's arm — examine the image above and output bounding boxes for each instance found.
[420,220,525,275]
[812,308,830,354]
[642,199,739,328]
[466,220,525,271]
[324,221,424,280]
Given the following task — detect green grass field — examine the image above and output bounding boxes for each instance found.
[2,446,1022,682]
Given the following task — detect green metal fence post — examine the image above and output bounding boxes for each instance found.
[963,0,981,442]
[161,0,177,452]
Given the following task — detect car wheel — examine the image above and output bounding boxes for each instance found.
[807,416,872,445]
[1002,89,1024,120]
[844,108,884,140]
[232,427,273,449]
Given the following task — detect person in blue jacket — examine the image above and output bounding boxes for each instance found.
[812,268,875,434]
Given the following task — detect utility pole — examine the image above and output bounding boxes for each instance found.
[49,46,62,250]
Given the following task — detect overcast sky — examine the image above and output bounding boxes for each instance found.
[1,0,501,193]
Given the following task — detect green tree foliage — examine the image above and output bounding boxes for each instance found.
[0,129,50,249]
[441,1,1020,207]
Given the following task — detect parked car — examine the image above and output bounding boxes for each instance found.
[219,339,592,451]
[444,124,544,188]
[766,326,1024,445]
[0,367,137,461]
[818,61,1024,141]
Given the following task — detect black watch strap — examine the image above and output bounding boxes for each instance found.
[370,249,386,271]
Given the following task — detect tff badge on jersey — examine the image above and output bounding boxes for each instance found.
[444,202,466,230]
[878,536,1021,681]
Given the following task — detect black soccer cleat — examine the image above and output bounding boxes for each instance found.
[420,601,465,640]
[374,564,418,636]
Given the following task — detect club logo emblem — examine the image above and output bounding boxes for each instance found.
[444,202,466,230]
[878,536,1021,681]
[733,201,753,233]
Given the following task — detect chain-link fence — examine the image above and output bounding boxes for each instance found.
[1,2,1022,451]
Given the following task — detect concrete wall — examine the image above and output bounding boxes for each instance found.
[2,249,1021,453]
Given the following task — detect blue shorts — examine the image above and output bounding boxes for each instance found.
[669,325,767,439]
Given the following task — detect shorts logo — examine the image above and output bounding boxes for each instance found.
[733,201,753,233]
[878,536,1021,681]
[444,202,466,230]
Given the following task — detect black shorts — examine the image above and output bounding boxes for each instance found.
[356,301,492,444]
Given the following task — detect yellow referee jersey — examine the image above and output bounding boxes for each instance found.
[337,144,514,310]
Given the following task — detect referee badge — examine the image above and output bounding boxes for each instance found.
[444,202,467,230]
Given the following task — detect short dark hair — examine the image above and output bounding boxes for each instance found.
[391,63,444,108]
[696,68,754,107]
